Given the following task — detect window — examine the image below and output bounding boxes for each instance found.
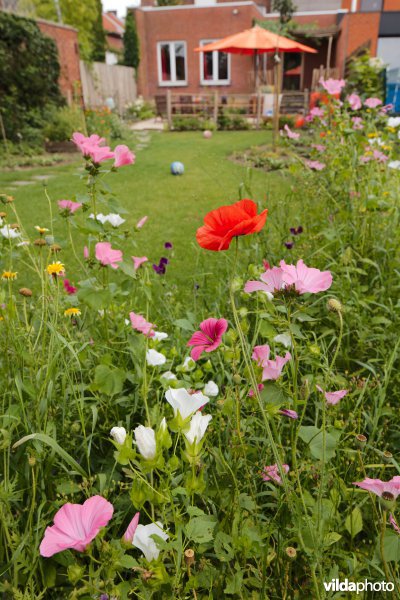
[157,42,187,86]
[360,0,382,11]
[200,40,230,85]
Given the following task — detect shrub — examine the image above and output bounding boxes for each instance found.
[346,50,386,100]
[0,12,62,141]
[171,116,215,131]
[85,107,124,139]
[43,105,86,142]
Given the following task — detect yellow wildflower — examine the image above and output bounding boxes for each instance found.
[2,271,17,280]
[64,307,81,317]
[367,132,377,138]
[35,226,49,235]
[46,261,65,276]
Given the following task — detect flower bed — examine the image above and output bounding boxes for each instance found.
[1,80,400,598]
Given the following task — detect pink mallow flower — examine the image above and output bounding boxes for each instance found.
[316,385,348,405]
[373,149,388,163]
[319,77,346,96]
[58,200,82,214]
[311,144,326,153]
[123,512,140,544]
[353,477,400,500]
[95,242,123,269]
[244,266,285,298]
[132,256,148,271]
[136,216,148,229]
[352,116,364,130]
[114,145,135,168]
[347,93,362,110]
[252,344,291,381]
[187,317,228,361]
[39,495,114,557]
[364,97,382,109]
[63,279,77,295]
[305,159,326,171]
[283,124,300,140]
[310,107,325,118]
[83,246,89,259]
[262,463,289,485]
[129,311,156,337]
[279,409,298,419]
[88,145,115,164]
[280,259,333,294]
[72,132,105,155]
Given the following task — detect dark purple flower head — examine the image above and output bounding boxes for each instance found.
[284,241,294,250]
[152,257,169,275]
[63,278,77,295]
[289,226,303,236]
[164,242,173,249]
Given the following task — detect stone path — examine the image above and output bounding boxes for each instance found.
[130,119,164,131]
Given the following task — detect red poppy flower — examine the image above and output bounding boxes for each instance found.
[196,199,268,251]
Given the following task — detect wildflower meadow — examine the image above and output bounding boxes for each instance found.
[1,80,400,599]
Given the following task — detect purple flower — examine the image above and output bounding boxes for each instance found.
[164,242,173,249]
[289,226,303,236]
[152,257,169,275]
[284,241,294,249]
[279,409,298,419]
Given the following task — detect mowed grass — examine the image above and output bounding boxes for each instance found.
[0,131,291,292]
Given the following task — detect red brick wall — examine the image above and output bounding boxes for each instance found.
[134,4,264,99]
[336,12,380,76]
[384,0,400,9]
[37,19,81,103]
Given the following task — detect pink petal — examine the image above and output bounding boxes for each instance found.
[123,512,140,543]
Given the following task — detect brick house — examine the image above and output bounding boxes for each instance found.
[133,0,400,100]
[103,10,125,64]
[36,19,81,104]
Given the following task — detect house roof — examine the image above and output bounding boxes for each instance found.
[102,11,125,36]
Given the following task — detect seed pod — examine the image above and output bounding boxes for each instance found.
[285,546,297,560]
[19,287,32,297]
[184,548,195,566]
[327,298,343,313]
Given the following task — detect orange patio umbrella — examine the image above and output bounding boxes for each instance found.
[195,25,316,145]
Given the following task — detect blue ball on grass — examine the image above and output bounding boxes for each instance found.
[170,161,184,175]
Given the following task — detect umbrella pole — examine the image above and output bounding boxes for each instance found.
[272,53,281,151]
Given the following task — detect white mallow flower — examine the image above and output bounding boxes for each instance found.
[204,381,219,397]
[110,426,127,445]
[184,412,212,445]
[106,213,125,227]
[165,387,209,420]
[388,116,400,128]
[134,425,157,460]
[274,333,292,349]
[1,225,21,239]
[389,160,400,170]
[146,349,166,366]
[161,371,177,381]
[132,522,169,561]
[153,331,168,341]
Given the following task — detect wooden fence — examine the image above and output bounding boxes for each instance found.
[80,61,137,114]
[159,90,309,129]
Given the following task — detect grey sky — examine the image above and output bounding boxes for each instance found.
[102,0,139,18]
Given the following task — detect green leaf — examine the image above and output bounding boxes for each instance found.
[345,507,363,538]
[185,515,217,544]
[224,570,243,595]
[13,433,87,477]
[298,426,340,461]
[174,318,194,332]
[78,286,111,310]
[93,364,125,395]
[377,530,400,562]
[323,532,342,546]
[214,532,234,562]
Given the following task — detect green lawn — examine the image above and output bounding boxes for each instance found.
[0,131,291,291]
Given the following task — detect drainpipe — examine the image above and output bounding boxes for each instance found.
[351,0,357,12]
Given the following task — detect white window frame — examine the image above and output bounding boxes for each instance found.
[157,41,187,87]
[199,39,230,86]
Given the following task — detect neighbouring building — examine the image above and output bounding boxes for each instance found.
[103,10,125,65]
[133,0,400,99]
[36,19,81,104]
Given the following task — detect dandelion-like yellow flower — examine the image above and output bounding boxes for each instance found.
[35,226,49,235]
[46,261,65,276]
[367,133,378,138]
[2,271,17,280]
[64,307,81,317]
[387,126,396,133]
